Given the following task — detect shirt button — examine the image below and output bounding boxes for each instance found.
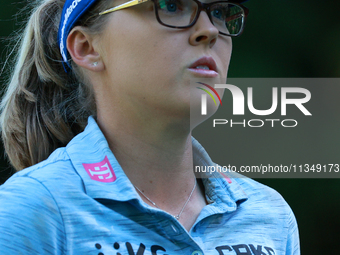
[171,224,178,233]
[191,251,203,255]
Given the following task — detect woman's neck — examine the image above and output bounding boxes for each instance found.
[96,111,206,231]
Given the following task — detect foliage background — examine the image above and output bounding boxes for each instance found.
[1,0,340,254]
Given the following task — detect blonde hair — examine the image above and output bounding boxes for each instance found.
[0,0,112,170]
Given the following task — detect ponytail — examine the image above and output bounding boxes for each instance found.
[0,0,111,170]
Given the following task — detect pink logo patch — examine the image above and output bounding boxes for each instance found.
[82,156,117,183]
[221,172,232,184]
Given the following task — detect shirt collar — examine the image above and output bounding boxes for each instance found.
[192,137,248,212]
[66,116,139,202]
[66,117,248,208]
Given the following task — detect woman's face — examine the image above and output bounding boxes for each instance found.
[96,0,232,127]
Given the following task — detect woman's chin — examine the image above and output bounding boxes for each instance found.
[189,101,220,131]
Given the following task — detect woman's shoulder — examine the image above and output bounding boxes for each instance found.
[234,176,300,254]
[215,170,295,223]
[6,147,74,180]
[0,148,69,254]
[228,173,298,237]
[231,173,291,210]
[0,146,83,208]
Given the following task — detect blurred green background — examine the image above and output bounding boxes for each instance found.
[1,0,340,254]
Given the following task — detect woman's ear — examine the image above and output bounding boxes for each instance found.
[66,26,104,72]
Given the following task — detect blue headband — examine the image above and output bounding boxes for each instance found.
[58,0,98,69]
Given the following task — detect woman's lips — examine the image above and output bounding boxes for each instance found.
[188,56,219,77]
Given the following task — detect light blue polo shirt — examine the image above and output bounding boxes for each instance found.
[0,117,300,255]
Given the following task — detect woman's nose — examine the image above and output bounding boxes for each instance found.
[189,11,219,48]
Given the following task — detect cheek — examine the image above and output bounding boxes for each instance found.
[106,34,182,86]
[217,37,232,73]
[102,36,184,109]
